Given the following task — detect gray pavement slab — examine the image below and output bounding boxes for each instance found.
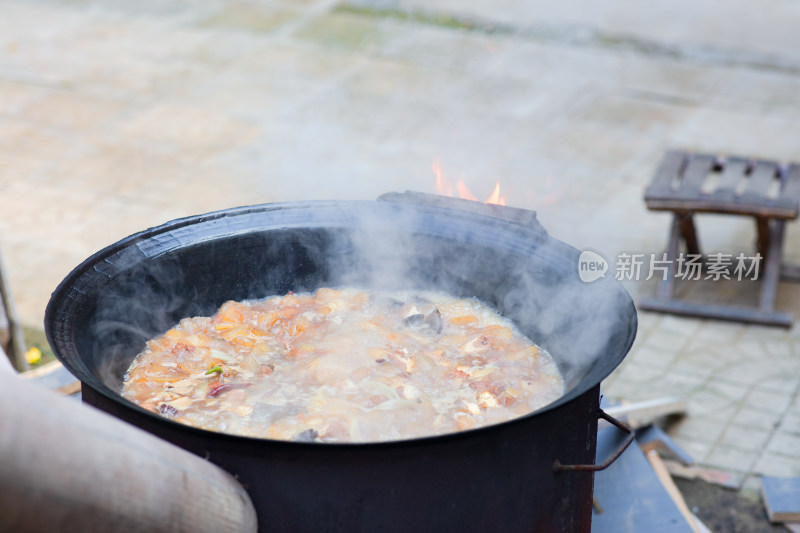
[2,0,800,491]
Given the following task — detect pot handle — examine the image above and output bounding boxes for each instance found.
[552,409,634,472]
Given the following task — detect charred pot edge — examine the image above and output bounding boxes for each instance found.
[552,409,633,472]
[377,191,547,236]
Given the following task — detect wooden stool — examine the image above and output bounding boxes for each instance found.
[640,150,800,327]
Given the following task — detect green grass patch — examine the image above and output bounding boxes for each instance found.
[333,3,510,35]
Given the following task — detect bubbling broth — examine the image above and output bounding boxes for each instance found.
[122,288,564,443]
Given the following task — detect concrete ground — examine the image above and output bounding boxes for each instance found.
[2,0,800,504]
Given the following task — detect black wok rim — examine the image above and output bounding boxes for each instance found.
[45,200,638,450]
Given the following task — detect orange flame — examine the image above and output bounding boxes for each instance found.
[486,182,504,205]
[432,160,452,197]
[433,159,506,206]
[457,181,477,201]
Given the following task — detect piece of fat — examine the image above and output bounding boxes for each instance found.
[462,401,481,415]
[505,345,539,362]
[210,349,235,362]
[459,336,489,354]
[168,378,196,395]
[234,405,254,417]
[478,391,500,409]
[374,399,416,410]
[365,380,400,400]
[164,396,194,411]
[469,366,497,379]
[401,383,421,400]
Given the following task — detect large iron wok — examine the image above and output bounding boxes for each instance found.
[46,198,637,532]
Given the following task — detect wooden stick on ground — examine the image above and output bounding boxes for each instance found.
[646,449,700,533]
[602,396,688,429]
[18,360,64,380]
[55,380,81,396]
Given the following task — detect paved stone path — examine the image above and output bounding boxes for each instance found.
[2,0,800,493]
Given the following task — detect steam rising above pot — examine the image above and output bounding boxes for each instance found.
[46,196,637,533]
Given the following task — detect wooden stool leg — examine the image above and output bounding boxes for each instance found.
[759,220,785,312]
[656,214,682,300]
[677,212,700,256]
[755,217,770,259]
[640,215,792,327]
